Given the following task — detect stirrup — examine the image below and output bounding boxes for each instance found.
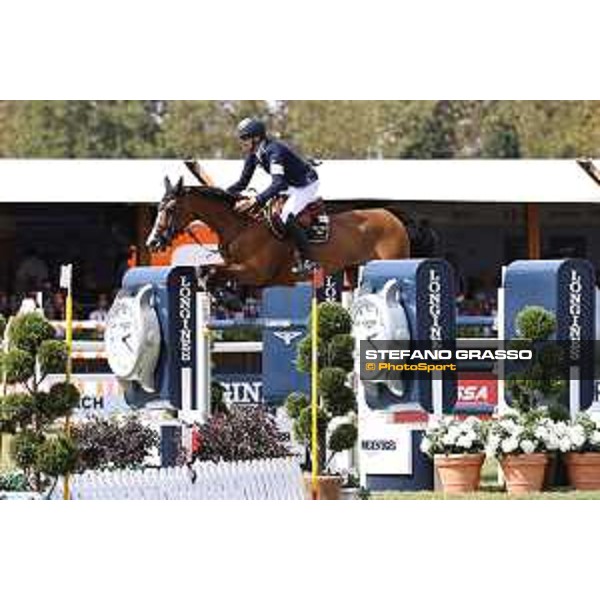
[291,258,317,275]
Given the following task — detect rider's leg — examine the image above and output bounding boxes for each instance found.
[282,182,320,274]
[280,180,319,223]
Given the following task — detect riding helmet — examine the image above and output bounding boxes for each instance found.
[237,118,266,139]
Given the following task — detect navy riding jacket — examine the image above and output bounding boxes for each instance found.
[227,138,318,205]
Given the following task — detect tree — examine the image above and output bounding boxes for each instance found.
[2,101,161,157]
[159,100,271,158]
[282,101,381,158]
[0,313,80,491]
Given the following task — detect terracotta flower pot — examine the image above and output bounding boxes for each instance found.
[501,453,548,494]
[303,474,343,500]
[565,452,600,490]
[434,454,485,493]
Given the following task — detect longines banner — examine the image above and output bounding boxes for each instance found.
[317,271,344,303]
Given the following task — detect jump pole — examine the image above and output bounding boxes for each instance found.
[60,264,73,500]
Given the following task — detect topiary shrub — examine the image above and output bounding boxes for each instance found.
[1,311,79,491]
[8,313,56,356]
[35,434,78,477]
[285,391,309,419]
[285,302,358,473]
[507,305,566,413]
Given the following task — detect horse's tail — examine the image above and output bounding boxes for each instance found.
[384,207,440,258]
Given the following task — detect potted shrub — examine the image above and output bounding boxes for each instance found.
[192,404,289,463]
[420,416,487,493]
[72,415,159,471]
[560,413,600,490]
[505,305,566,413]
[487,409,558,494]
[285,302,358,500]
[0,313,80,493]
[504,305,570,488]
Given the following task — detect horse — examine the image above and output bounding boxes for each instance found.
[146,162,436,287]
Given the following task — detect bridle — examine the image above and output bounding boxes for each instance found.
[147,187,222,260]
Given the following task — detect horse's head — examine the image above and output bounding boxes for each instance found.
[146,175,186,252]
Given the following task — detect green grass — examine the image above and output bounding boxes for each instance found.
[374,489,600,499]
[372,458,600,500]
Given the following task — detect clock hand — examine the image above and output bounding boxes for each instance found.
[122,333,133,353]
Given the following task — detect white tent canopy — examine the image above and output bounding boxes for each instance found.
[0,158,600,204]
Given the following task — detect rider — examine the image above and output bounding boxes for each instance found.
[227,117,319,275]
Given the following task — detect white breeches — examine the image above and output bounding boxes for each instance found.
[280,180,320,223]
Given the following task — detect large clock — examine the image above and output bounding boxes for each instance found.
[351,279,410,399]
[105,284,161,392]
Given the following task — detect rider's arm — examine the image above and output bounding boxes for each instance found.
[227,154,257,195]
[256,158,287,205]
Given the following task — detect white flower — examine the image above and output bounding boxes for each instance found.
[559,436,573,452]
[568,426,586,449]
[546,435,560,451]
[420,437,433,455]
[442,431,459,446]
[456,435,473,449]
[534,426,549,440]
[501,437,519,454]
[590,431,600,446]
[501,419,517,432]
[520,439,536,454]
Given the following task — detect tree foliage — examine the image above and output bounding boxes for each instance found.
[2,100,600,159]
[0,312,78,491]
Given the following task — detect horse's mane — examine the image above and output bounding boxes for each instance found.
[187,185,237,208]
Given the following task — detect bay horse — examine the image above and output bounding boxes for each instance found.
[146,163,435,287]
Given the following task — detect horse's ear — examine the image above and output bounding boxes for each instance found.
[164,176,173,194]
[175,176,184,195]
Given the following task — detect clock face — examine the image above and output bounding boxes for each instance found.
[352,290,409,403]
[352,297,387,341]
[105,297,142,378]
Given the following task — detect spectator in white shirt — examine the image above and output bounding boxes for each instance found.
[88,293,110,323]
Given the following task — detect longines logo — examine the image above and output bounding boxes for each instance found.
[568,268,582,361]
[178,276,193,363]
[428,269,443,344]
[273,330,303,346]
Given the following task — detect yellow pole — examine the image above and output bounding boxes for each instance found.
[311,269,319,500]
[63,274,73,500]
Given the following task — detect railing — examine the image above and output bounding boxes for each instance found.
[49,457,306,500]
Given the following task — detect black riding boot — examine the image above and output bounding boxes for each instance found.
[284,215,317,275]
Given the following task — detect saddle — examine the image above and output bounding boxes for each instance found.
[264,196,330,243]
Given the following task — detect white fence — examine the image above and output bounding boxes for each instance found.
[49,458,306,500]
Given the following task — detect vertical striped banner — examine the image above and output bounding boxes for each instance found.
[311,268,321,499]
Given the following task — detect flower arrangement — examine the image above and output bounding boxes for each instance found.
[420,416,487,457]
[557,413,600,453]
[559,413,600,490]
[486,409,559,458]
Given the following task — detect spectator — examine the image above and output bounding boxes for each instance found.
[44,291,66,320]
[88,293,110,323]
[15,248,50,294]
[9,294,21,315]
[0,291,9,317]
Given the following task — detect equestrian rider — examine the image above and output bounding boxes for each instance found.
[227,118,319,275]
